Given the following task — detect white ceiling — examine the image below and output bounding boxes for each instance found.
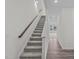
[44,0,74,15]
[44,0,74,8]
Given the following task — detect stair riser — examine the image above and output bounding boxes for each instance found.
[36,26,44,28]
[38,22,45,23]
[34,31,42,33]
[37,25,44,26]
[32,34,41,36]
[35,28,43,29]
[35,29,43,30]
[35,27,43,29]
[30,39,42,41]
[30,38,42,40]
[27,43,42,46]
[31,35,41,37]
[37,21,44,23]
[24,49,42,52]
[37,24,44,26]
[33,32,42,34]
[20,56,41,59]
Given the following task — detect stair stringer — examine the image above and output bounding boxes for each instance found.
[41,16,49,59]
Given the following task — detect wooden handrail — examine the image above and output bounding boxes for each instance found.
[18,15,38,38]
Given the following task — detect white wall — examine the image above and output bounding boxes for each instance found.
[57,8,74,49]
[40,0,46,15]
[5,0,39,59]
[35,0,46,15]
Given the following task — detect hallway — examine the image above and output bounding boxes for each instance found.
[47,33,74,59]
[5,0,74,59]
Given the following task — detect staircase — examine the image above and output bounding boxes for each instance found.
[20,16,46,59]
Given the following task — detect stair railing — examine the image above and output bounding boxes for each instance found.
[18,15,38,38]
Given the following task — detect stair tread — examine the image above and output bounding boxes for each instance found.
[32,33,41,35]
[34,30,42,32]
[25,46,42,49]
[36,27,43,28]
[31,36,42,38]
[28,41,42,43]
[36,26,43,27]
[34,30,42,31]
[32,33,41,36]
[30,38,42,41]
[30,37,42,38]
[35,29,43,30]
[21,53,41,57]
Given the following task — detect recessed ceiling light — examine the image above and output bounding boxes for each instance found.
[54,0,58,3]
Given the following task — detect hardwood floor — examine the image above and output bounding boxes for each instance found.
[46,33,74,59]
